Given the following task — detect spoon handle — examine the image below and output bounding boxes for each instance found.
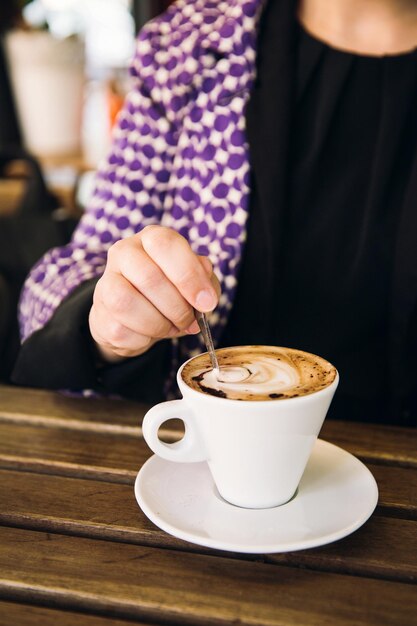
[194,310,220,372]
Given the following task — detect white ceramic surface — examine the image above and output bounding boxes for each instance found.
[142,356,339,508]
[135,439,378,554]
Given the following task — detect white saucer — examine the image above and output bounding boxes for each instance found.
[135,439,378,554]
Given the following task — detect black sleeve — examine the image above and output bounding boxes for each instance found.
[11,278,172,403]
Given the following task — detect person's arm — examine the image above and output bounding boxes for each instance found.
[12,11,195,395]
[13,7,220,397]
[13,276,173,402]
[18,22,177,347]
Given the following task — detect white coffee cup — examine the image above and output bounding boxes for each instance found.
[142,349,339,509]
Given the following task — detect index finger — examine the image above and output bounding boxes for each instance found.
[140,226,218,312]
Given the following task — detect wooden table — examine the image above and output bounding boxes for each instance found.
[0,384,416,626]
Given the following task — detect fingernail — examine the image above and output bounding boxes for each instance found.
[186,320,200,334]
[195,289,216,312]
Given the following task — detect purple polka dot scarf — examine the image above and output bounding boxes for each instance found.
[19,0,265,396]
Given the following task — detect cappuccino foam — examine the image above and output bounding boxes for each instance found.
[181,346,337,401]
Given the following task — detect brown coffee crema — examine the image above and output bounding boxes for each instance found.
[181,346,337,401]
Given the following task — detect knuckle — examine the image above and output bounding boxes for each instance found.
[106,239,124,264]
[92,278,104,305]
[137,265,165,292]
[106,320,128,346]
[141,225,181,251]
[113,348,135,359]
[175,267,201,293]
[151,317,173,338]
[114,336,152,358]
[140,225,161,247]
[169,303,194,330]
[107,237,140,269]
[106,283,134,316]
[88,305,101,339]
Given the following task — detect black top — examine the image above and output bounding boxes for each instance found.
[12,6,417,426]
[224,16,417,424]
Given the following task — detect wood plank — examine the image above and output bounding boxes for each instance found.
[370,463,417,519]
[0,422,415,517]
[0,600,149,626]
[0,385,144,435]
[0,526,415,626]
[1,386,416,468]
[0,469,415,583]
[321,420,417,468]
[266,516,417,583]
[0,421,146,484]
[0,469,159,546]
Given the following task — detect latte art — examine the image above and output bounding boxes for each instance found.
[207,357,299,396]
[181,346,337,401]
[215,366,251,383]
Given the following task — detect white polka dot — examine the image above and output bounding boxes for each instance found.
[200,187,212,203]
[216,150,229,166]
[225,275,236,289]
[137,190,151,205]
[229,188,242,205]
[184,57,198,74]
[152,137,166,154]
[156,67,169,83]
[20,0,262,389]
[230,97,246,114]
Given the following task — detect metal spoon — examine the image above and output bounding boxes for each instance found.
[194,309,220,376]
[194,311,251,384]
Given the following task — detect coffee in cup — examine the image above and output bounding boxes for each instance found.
[181,345,337,401]
[142,345,338,509]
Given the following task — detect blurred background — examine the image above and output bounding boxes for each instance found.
[0,0,172,380]
[0,0,173,215]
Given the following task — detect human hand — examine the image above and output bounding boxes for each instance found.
[89,226,220,363]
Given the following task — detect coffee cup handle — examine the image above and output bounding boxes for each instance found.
[142,400,207,463]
